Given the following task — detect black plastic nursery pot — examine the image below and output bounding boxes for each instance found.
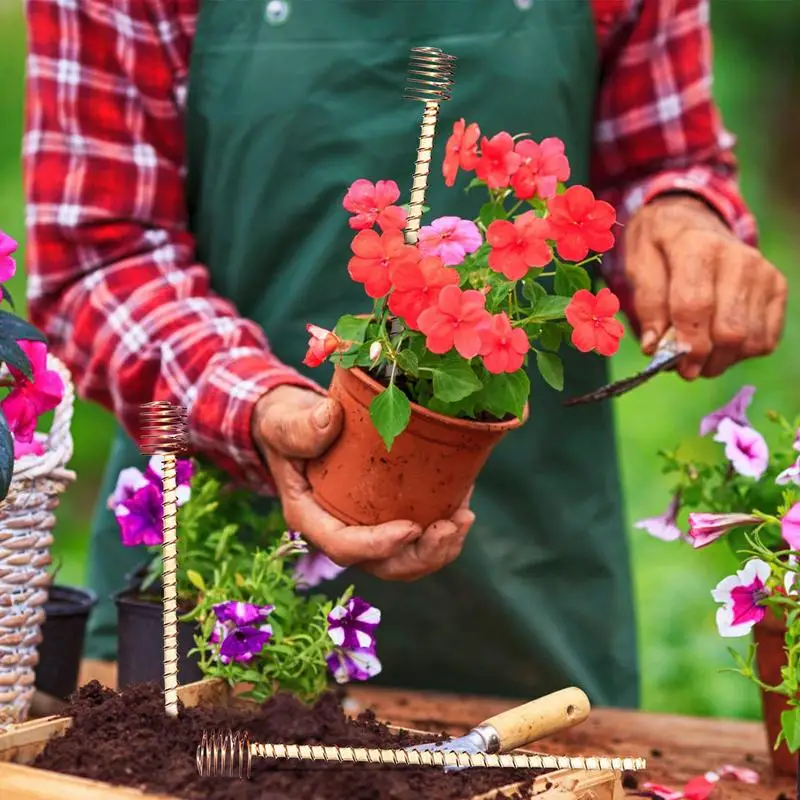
[114,588,204,689]
[34,585,98,701]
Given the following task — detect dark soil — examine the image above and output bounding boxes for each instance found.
[34,682,548,800]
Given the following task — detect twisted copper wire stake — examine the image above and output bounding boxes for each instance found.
[139,401,189,717]
[196,730,646,780]
[403,46,456,244]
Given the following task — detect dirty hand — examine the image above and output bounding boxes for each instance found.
[252,385,475,581]
[624,195,788,379]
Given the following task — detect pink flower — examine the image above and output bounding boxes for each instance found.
[712,559,770,637]
[418,217,482,266]
[417,284,490,359]
[474,132,522,190]
[687,512,760,548]
[13,439,45,458]
[0,231,17,283]
[699,386,755,437]
[303,324,343,368]
[776,456,800,487]
[713,418,769,479]
[442,120,481,187]
[478,313,530,374]
[644,764,758,800]
[564,288,624,357]
[486,212,552,280]
[342,179,407,232]
[1,341,64,443]
[634,495,682,542]
[510,138,570,201]
[348,228,419,299]
[546,186,616,261]
[781,502,800,550]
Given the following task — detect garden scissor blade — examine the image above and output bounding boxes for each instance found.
[563,327,690,407]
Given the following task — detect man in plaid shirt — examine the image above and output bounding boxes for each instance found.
[23,0,787,702]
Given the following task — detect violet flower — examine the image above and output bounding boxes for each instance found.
[686,512,760,549]
[781,502,800,550]
[713,418,769,479]
[712,559,771,637]
[294,550,346,589]
[326,648,382,684]
[210,601,274,665]
[114,482,166,547]
[325,597,382,684]
[145,456,193,506]
[634,495,682,541]
[108,467,150,510]
[418,217,482,266]
[699,386,755,437]
[776,456,800,487]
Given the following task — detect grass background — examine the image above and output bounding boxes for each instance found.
[2,1,798,718]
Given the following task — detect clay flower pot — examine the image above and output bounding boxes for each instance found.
[306,365,527,528]
[753,613,798,778]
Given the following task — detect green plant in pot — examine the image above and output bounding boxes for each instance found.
[635,386,800,778]
[303,122,625,528]
[110,458,380,697]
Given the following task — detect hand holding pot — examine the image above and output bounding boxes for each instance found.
[253,386,475,580]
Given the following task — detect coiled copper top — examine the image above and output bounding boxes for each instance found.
[404,46,456,103]
[139,401,189,455]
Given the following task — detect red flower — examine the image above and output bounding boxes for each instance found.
[479,313,530,374]
[348,228,419,299]
[388,255,459,330]
[303,324,342,367]
[342,179,407,232]
[546,186,616,262]
[442,119,481,188]
[565,288,624,357]
[486,211,552,280]
[475,132,522,190]
[417,284,490,359]
[511,138,570,201]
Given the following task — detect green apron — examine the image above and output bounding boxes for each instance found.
[85,0,638,707]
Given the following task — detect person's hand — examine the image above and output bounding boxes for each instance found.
[252,385,475,581]
[624,194,788,379]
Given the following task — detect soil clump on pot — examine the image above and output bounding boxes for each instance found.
[34,682,545,800]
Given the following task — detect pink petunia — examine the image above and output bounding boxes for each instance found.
[781,502,800,550]
[0,231,17,283]
[713,418,769,480]
[711,559,770,637]
[687,512,760,549]
[634,495,683,542]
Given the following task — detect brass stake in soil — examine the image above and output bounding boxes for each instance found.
[138,401,190,717]
[196,729,647,780]
[402,46,456,245]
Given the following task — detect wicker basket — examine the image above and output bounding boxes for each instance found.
[0,354,76,730]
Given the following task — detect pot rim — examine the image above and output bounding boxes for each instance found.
[337,365,529,432]
[44,584,98,614]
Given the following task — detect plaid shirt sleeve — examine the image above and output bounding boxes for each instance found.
[23,0,321,492]
[590,0,758,319]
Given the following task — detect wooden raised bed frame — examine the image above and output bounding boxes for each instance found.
[0,679,624,799]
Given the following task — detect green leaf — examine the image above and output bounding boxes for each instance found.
[186,570,206,592]
[780,709,800,752]
[395,349,419,377]
[488,279,515,309]
[0,338,33,379]
[554,262,591,296]
[535,351,564,391]
[464,177,485,193]
[430,355,483,403]
[0,310,47,343]
[0,410,12,502]
[530,295,570,321]
[477,371,530,420]
[334,315,370,344]
[537,322,564,352]
[479,202,505,228]
[1,285,14,309]
[369,384,411,451]
[522,277,546,307]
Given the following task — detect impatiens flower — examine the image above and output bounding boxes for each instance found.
[388,255,459,330]
[418,217,482,266]
[327,597,381,651]
[644,765,758,799]
[634,495,682,542]
[417,284,491,358]
[342,179,407,232]
[776,456,800,486]
[326,647,382,684]
[546,186,616,261]
[479,313,530,374]
[712,559,771,637]
[564,288,624,357]
[0,340,64,443]
[0,230,17,283]
[475,132,522,190]
[108,466,150,510]
[114,482,165,547]
[781,502,800,550]
[511,138,570,201]
[304,324,343,368]
[486,212,552,280]
[348,228,418,299]
[294,550,346,589]
[699,385,755,437]
[210,601,274,665]
[713,418,769,479]
[686,512,760,549]
[442,119,481,187]
[145,456,193,506]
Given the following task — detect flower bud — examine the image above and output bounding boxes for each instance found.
[369,341,382,362]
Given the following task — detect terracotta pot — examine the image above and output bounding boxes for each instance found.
[753,612,798,778]
[306,365,527,528]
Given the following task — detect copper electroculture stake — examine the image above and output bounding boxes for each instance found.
[138,401,190,717]
[402,46,456,245]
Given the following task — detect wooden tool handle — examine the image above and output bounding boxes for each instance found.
[479,687,591,753]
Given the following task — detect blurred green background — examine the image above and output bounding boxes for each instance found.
[1,1,798,720]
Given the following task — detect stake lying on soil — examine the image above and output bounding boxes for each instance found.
[138,402,190,717]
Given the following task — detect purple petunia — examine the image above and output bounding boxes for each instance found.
[326,648,382,684]
[294,551,346,589]
[325,597,382,684]
[699,386,756,438]
[634,495,682,542]
[115,482,166,547]
[210,601,274,665]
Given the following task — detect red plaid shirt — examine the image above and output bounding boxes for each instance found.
[23,0,756,491]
